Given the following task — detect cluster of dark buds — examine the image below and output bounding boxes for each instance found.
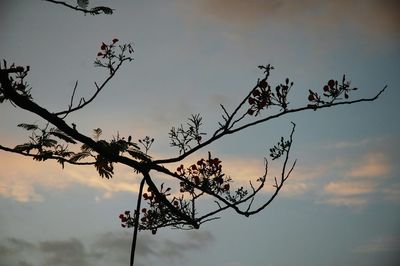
[97,38,120,58]
[119,211,135,228]
[120,182,182,234]
[247,78,273,116]
[176,152,231,195]
[94,38,134,74]
[273,78,294,110]
[138,136,154,154]
[247,65,294,116]
[308,76,358,109]
[139,184,177,234]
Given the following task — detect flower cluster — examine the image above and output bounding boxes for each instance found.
[119,210,135,228]
[273,78,293,110]
[119,183,181,234]
[176,152,231,195]
[308,76,358,108]
[247,78,272,116]
[247,77,293,116]
[97,38,119,58]
[139,184,177,234]
[94,38,134,74]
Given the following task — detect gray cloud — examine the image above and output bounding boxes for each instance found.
[183,0,400,40]
[93,230,215,265]
[17,262,35,266]
[355,235,400,253]
[6,237,36,251]
[156,231,214,259]
[0,230,214,266]
[39,238,93,266]
[0,238,37,266]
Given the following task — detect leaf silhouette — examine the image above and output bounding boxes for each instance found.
[70,151,91,162]
[17,123,38,131]
[49,129,77,144]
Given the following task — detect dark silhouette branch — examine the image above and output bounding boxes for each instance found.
[228,86,387,135]
[0,66,145,173]
[55,56,132,116]
[130,177,145,266]
[0,144,95,165]
[154,86,386,165]
[44,0,114,15]
[143,171,200,229]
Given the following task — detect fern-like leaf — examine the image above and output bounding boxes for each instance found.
[14,143,35,153]
[127,149,151,162]
[17,123,38,131]
[90,6,113,15]
[49,129,77,144]
[41,138,58,148]
[70,151,91,162]
[81,143,93,152]
[93,128,102,140]
[95,157,114,179]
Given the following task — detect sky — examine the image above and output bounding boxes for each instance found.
[0,0,399,265]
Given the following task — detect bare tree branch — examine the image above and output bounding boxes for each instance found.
[55,54,133,116]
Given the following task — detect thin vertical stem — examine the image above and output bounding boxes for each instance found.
[130,177,145,266]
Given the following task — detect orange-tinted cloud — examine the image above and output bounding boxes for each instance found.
[355,235,400,253]
[0,152,142,202]
[218,155,321,197]
[320,179,376,206]
[0,142,394,207]
[318,151,392,206]
[318,197,368,207]
[345,153,390,178]
[324,179,378,196]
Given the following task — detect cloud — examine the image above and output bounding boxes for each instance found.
[158,231,214,259]
[0,237,39,266]
[39,238,92,266]
[0,230,215,266]
[0,231,214,266]
[177,0,399,56]
[355,235,400,253]
[315,149,395,206]
[321,175,380,206]
[93,230,214,265]
[0,136,394,209]
[186,0,400,39]
[163,147,392,208]
[0,152,142,202]
[345,153,390,178]
[318,197,368,207]
[323,138,373,149]
[324,179,378,196]
[383,183,400,204]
